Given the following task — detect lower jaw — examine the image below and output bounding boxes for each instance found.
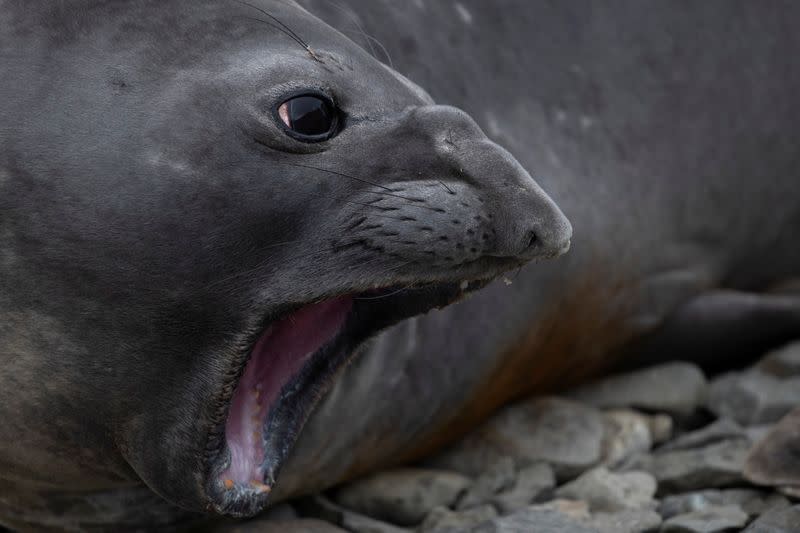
[204,279,489,516]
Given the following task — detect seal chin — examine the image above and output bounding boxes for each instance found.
[203,277,493,516]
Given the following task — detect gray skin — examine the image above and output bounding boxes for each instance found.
[1,0,799,530]
[0,0,571,530]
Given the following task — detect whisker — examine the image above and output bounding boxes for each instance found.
[355,282,415,300]
[236,0,322,61]
[280,162,425,203]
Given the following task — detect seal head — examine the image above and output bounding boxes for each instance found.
[0,0,571,520]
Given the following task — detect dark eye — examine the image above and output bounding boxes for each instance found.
[277,94,338,142]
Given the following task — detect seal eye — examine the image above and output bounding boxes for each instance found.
[277,94,337,141]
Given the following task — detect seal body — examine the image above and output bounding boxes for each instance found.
[1,0,799,530]
[279,0,800,499]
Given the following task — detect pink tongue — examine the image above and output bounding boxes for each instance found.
[220,296,353,487]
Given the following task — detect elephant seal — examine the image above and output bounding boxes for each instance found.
[3,0,800,530]
[0,0,571,529]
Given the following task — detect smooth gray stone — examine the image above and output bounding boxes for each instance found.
[659,489,790,519]
[555,467,657,512]
[744,407,800,488]
[418,504,498,533]
[743,505,800,532]
[491,463,556,514]
[602,410,654,468]
[428,397,605,481]
[568,363,707,417]
[707,371,800,425]
[660,505,748,533]
[657,419,746,453]
[590,509,662,533]
[473,507,598,533]
[644,439,751,493]
[756,341,800,377]
[331,468,470,526]
[456,456,516,510]
[648,414,675,446]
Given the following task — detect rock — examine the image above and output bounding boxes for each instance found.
[456,457,516,510]
[743,504,800,532]
[427,397,605,481]
[330,468,470,526]
[473,506,597,533]
[568,362,707,417]
[555,467,657,512]
[756,341,800,377]
[217,518,347,533]
[707,370,800,425]
[661,505,748,533]
[418,505,497,533]
[491,463,556,514]
[657,419,746,453]
[589,509,662,533]
[643,439,750,493]
[602,410,653,468]
[659,489,790,519]
[528,499,591,522]
[340,511,412,533]
[778,486,800,500]
[744,407,800,488]
[648,414,675,445]
[294,494,411,533]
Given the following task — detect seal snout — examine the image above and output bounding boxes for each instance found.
[394,104,572,265]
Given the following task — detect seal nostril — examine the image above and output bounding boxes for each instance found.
[528,232,538,249]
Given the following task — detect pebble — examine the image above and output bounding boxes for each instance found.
[456,456,516,510]
[744,407,800,488]
[707,370,800,425]
[743,504,800,532]
[657,418,746,453]
[660,504,748,533]
[568,362,707,417]
[330,468,470,526]
[472,506,597,533]
[490,463,555,514]
[755,340,800,377]
[648,413,675,445]
[659,488,790,519]
[642,439,750,493]
[427,397,605,481]
[602,409,654,468]
[294,494,410,533]
[555,467,657,512]
[589,509,662,533]
[417,504,497,533]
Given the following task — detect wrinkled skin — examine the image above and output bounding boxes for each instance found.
[1,0,800,530]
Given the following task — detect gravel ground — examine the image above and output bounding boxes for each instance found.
[216,341,800,532]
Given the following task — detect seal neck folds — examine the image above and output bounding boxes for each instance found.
[220,296,353,489]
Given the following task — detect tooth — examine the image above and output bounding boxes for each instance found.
[250,481,271,494]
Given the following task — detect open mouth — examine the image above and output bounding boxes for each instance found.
[203,276,494,516]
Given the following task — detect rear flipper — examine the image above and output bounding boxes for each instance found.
[619,287,800,374]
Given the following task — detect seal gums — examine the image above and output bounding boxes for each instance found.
[219,296,353,489]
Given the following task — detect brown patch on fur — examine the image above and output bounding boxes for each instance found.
[395,268,641,465]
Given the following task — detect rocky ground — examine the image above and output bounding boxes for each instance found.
[219,341,800,532]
